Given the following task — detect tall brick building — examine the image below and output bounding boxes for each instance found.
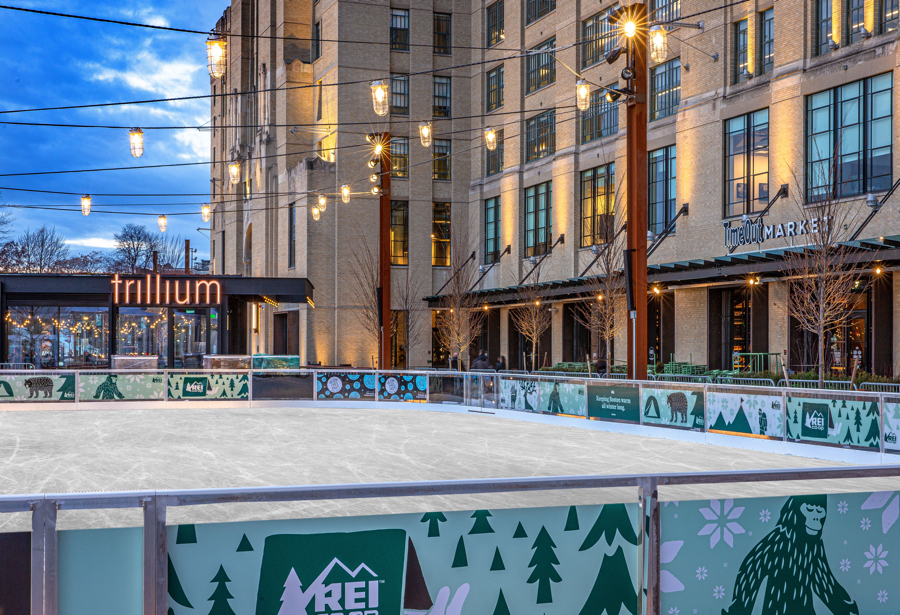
[210,0,900,376]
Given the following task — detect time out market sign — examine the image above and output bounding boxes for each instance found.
[723,215,832,250]
[111,274,221,306]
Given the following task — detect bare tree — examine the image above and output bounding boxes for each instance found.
[434,227,483,369]
[157,233,185,270]
[508,263,553,372]
[58,251,109,274]
[395,267,428,369]
[17,226,70,273]
[112,224,160,273]
[347,225,383,363]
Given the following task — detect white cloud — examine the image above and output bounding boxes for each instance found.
[65,237,118,250]
[175,128,210,161]
[116,6,171,28]
[87,51,203,100]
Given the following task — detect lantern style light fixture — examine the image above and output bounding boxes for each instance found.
[341,184,351,203]
[317,194,327,213]
[484,127,498,151]
[206,34,227,79]
[371,80,389,116]
[228,161,240,185]
[649,25,669,64]
[80,195,91,216]
[419,121,433,147]
[129,128,144,158]
[201,204,211,222]
[575,80,591,111]
[158,214,167,233]
[311,206,321,221]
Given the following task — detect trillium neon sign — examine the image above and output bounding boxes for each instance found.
[723,215,833,249]
[111,274,222,305]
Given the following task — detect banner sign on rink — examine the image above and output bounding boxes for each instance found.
[316,373,378,400]
[379,374,428,401]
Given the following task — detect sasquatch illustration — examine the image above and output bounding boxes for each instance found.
[722,494,858,615]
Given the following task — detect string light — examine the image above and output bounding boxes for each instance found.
[341,184,350,203]
[228,162,240,185]
[371,80,389,116]
[369,174,378,182]
[158,214,167,232]
[206,34,227,79]
[201,203,210,222]
[576,80,590,111]
[623,19,637,37]
[367,158,378,168]
[371,186,381,195]
[317,194,327,213]
[419,121,432,147]
[484,127,497,151]
[80,194,91,216]
[311,205,321,221]
[373,142,384,156]
[129,128,144,158]
[649,25,669,64]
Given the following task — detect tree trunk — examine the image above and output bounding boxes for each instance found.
[605,338,611,377]
[818,286,826,388]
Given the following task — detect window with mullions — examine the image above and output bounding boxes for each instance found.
[486,65,504,112]
[580,163,615,248]
[434,13,451,54]
[487,1,504,46]
[848,0,866,42]
[390,74,409,115]
[648,145,676,235]
[487,129,504,175]
[525,110,555,162]
[432,203,451,267]
[433,139,451,180]
[526,0,555,24]
[288,203,296,269]
[390,201,409,265]
[313,22,322,60]
[806,73,893,201]
[391,137,409,179]
[526,38,556,93]
[734,19,749,83]
[725,109,769,218]
[650,59,680,120]
[484,197,501,264]
[391,9,410,51]
[525,182,552,257]
[884,0,899,32]
[433,76,451,117]
[650,0,680,23]
[582,7,617,68]
[582,87,619,143]
[816,0,833,55]
[759,9,774,74]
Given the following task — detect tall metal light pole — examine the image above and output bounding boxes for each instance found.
[378,132,392,371]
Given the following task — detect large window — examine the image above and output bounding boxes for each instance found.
[487,129,504,175]
[288,203,296,268]
[432,203,451,266]
[848,0,866,42]
[525,182,552,257]
[650,59,680,120]
[434,76,451,117]
[734,19,749,83]
[760,9,774,74]
[816,0,832,55]
[651,0,680,23]
[487,0,504,46]
[434,13,451,54]
[526,0,555,24]
[582,87,618,143]
[391,74,409,115]
[313,21,322,60]
[526,38,556,93]
[806,73,893,201]
[391,201,408,265]
[525,110,555,162]
[582,7,617,68]
[433,139,451,180]
[648,145,676,235]
[580,163,615,247]
[484,197,501,264]
[116,307,166,368]
[486,65,504,112]
[725,109,769,218]
[391,137,409,179]
[884,0,899,32]
[7,306,111,369]
[391,9,410,51]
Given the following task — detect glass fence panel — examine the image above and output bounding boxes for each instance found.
[586,380,642,423]
[168,372,249,400]
[316,372,378,400]
[783,392,880,450]
[378,373,428,401]
[884,395,900,453]
[0,371,76,402]
[641,383,706,431]
[251,371,315,401]
[428,373,466,404]
[79,372,166,402]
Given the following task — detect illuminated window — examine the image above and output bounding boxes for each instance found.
[526,0,555,24]
[525,110,555,162]
[725,109,769,218]
[433,76,451,117]
[391,137,409,179]
[487,1,504,46]
[650,58,680,121]
[391,74,409,115]
[433,140,451,180]
[484,197,500,264]
[648,145,676,235]
[734,19,748,83]
[816,0,833,55]
[580,163,615,247]
[582,6,617,68]
[434,13,451,54]
[759,9,774,74]
[848,0,866,42]
[432,203,451,267]
[884,0,899,32]
[582,86,618,143]
[486,65,504,112]
[486,130,504,176]
[651,0,680,22]
[526,38,556,93]
[525,181,552,257]
[390,201,408,265]
[391,9,410,50]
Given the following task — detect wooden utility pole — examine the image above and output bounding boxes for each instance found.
[184,239,191,275]
[626,4,648,380]
[378,132,392,370]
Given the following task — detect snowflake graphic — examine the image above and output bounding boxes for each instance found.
[668,609,680,615]
[878,590,888,603]
[699,499,745,548]
[862,517,872,531]
[713,585,726,600]
[864,544,889,575]
[838,501,849,514]
[840,558,851,572]
[696,566,708,580]
[759,509,771,523]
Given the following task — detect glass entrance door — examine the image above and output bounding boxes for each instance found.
[173,309,208,368]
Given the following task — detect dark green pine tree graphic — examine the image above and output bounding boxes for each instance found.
[207,565,236,615]
[469,510,495,534]
[843,425,854,445]
[168,555,193,608]
[578,546,637,615]
[176,524,197,544]
[579,504,638,551]
[236,534,253,552]
[492,589,511,615]
[865,418,881,447]
[564,506,579,531]
[513,522,528,538]
[690,396,704,428]
[490,547,505,571]
[421,512,448,537]
[786,414,795,439]
[56,375,76,401]
[452,536,468,568]
[855,408,863,432]
[838,407,842,419]
[868,402,879,417]
[527,526,561,604]
[229,379,236,392]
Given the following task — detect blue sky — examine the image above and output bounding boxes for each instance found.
[0,0,226,259]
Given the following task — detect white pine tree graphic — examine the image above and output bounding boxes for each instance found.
[277,568,305,615]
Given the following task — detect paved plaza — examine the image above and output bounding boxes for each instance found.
[0,404,893,532]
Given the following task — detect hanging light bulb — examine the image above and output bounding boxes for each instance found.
[576,80,591,111]
[317,194,327,213]
[341,184,351,203]
[80,195,91,216]
[370,173,379,183]
[371,80,389,116]
[201,204,211,222]
[158,214,167,233]
[206,34,227,79]
[484,127,498,151]
[367,158,379,169]
[419,121,433,147]
[623,19,637,38]
[649,25,669,64]
[228,161,241,185]
[311,205,321,221]
[372,185,381,195]
[374,142,384,156]
[129,128,144,158]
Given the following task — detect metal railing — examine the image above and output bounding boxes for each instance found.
[859,382,900,393]
[777,378,858,390]
[715,376,777,387]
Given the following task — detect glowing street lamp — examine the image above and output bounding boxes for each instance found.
[649,25,669,63]
[129,128,144,158]
[158,214,167,233]
[371,80,389,116]
[228,162,240,185]
[206,34,227,79]
[623,19,637,37]
[419,121,432,147]
[81,195,91,216]
[341,184,351,203]
[484,127,498,151]
[576,80,591,111]
[201,204,210,222]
